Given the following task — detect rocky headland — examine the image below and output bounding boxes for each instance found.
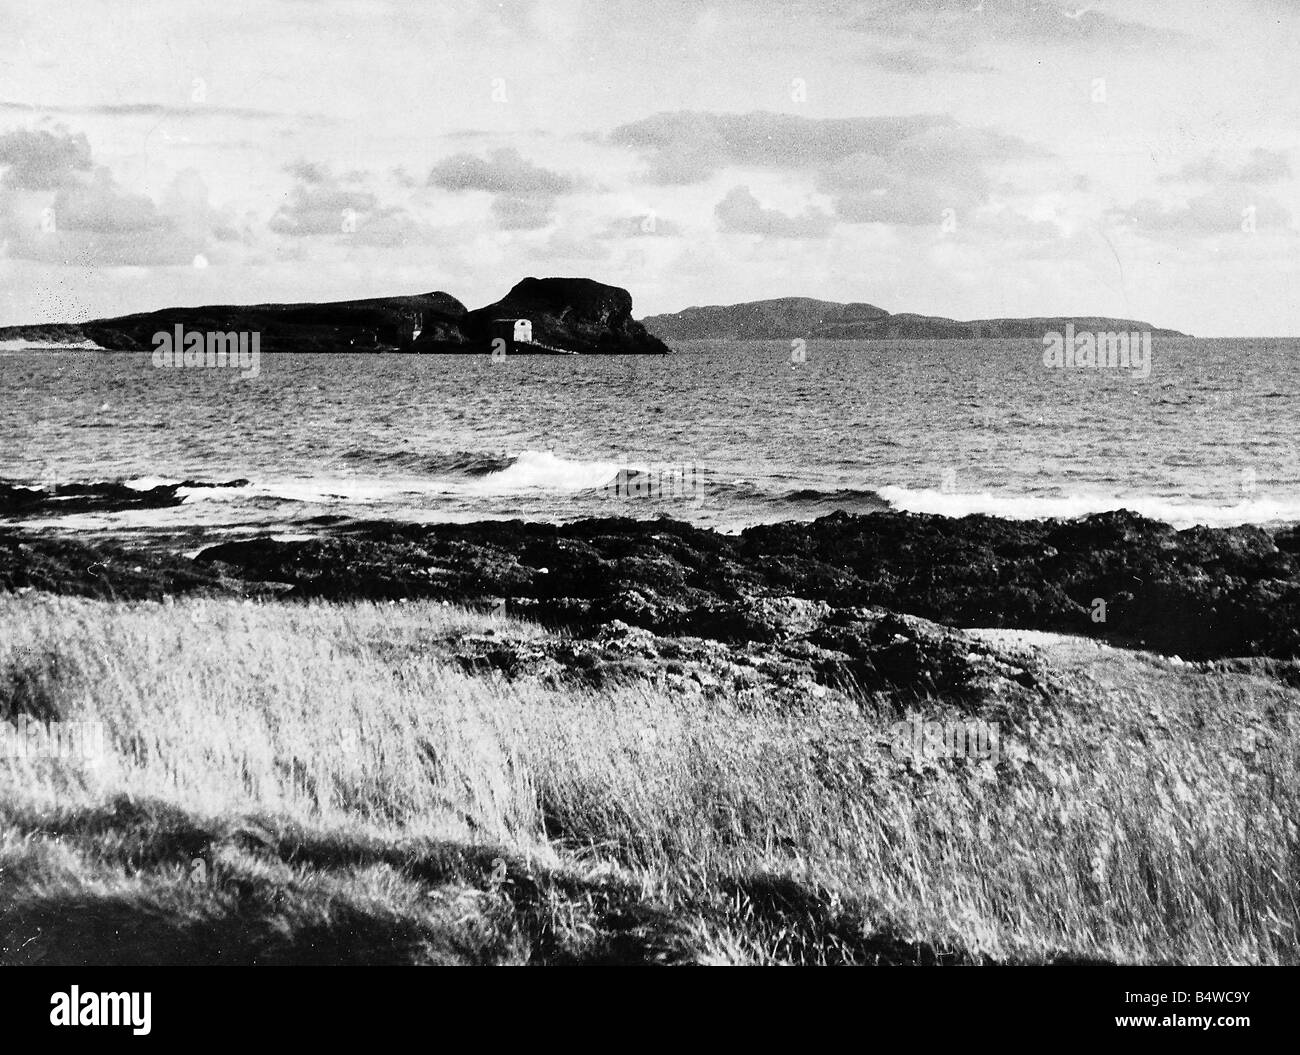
[0,278,669,356]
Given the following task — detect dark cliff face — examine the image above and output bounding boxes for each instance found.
[642,299,1188,341]
[76,292,468,353]
[454,277,671,355]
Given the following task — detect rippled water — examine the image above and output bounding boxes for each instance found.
[2,338,1297,534]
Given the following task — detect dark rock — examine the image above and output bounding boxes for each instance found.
[435,607,1056,719]
[5,505,1299,661]
[190,509,1300,660]
[453,277,671,355]
[2,292,467,354]
[177,478,251,489]
[0,532,235,600]
[0,481,185,518]
[1,278,676,356]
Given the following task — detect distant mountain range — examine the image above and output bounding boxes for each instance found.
[640,297,1188,340]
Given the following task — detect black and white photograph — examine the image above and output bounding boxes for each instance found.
[0,0,1295,1020]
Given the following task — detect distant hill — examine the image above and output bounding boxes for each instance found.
[641,298,1188,340]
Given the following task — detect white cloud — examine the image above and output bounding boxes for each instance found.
[715,186,833,238]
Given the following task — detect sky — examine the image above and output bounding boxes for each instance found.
[0,0,1297,334]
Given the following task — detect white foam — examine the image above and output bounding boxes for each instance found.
[124,476,179,491]
[468,450,625,493]
[154,452,632,505]
[127,476,419,505]
[0,338,101,351]
[878,486,1300,528]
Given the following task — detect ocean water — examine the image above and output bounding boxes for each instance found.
[2,338,1297,536]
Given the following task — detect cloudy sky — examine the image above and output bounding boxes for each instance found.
[1,0,1297,334]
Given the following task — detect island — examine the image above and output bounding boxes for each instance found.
[640,296,1188,340]
[0,278,671,356]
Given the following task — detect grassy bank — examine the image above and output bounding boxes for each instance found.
[1,593,1296,965]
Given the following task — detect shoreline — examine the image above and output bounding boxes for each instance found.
[3,503,1298,662]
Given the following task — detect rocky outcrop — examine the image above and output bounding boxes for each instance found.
[0,279,672,355]
[436,610,1060,720]
[5,507,1298,660]
[642,298,1188,341]
[0,531,233,599]
[443,277,670,355]
[0,481,185,518]
[0,293,469,353]
[68,292,468,353]
[182,509,1300,661]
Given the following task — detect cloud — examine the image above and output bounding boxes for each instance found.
[889,123,1042,169]
[428,147,579,196]
[285,159,330,185]
[599,213,683,238]
[715,186,834,238]
[857,44,987,74]
[1109,187,1292,236]
[1238,149,1293,182]
[0,127,223,266]
[270,184,383,236]
[609,111,955,184]
[270,164,420,244]
[850,0,1180,47]
[0,100,288,120]
[815,123,1038,226]
[0,127,93,190]
[51,169,172,234]
[607,111,1041,225]
[1170,148,1292,184]
[529,230,614,262]
[956,207,1068,245]
[490,194,556,230]
[428,147,581,230]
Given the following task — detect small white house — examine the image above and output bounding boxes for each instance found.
[513,319,532,343]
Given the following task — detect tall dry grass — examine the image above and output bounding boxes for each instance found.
[1,593,1296,964]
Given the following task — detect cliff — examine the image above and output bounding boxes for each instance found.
[419,277,670,355]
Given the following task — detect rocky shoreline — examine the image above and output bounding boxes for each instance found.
[3,506,1298,716]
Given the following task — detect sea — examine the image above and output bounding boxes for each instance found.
[2,338,1297,537]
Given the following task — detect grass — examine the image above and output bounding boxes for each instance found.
[1,593,1297,965]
